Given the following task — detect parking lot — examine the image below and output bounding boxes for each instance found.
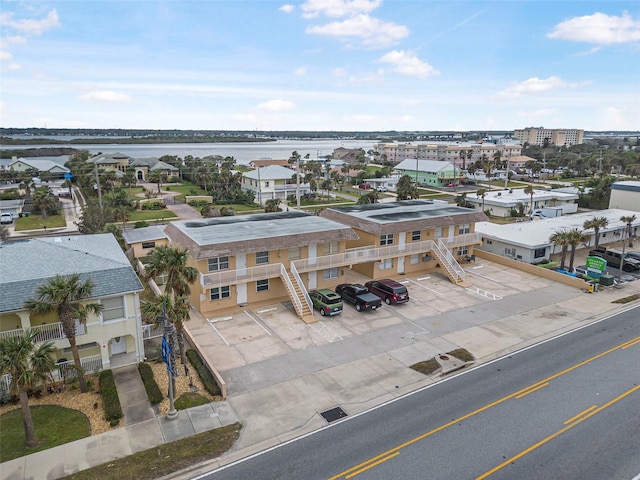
[185,257,559,380]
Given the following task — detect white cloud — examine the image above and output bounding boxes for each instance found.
[548,12,640,45]
[306,14,409,48]
[0,9,60,35]
[279,4,295,14]
[301,0,382,19]
[80,91,131,103]
[293,66,307,76]
[497,76,578,98]
[572,46,602,57]
[332,67,348,76]
[601,106,640,129]
[378,50,439,79]
[256,99,296,112]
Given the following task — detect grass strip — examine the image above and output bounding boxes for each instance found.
[612,294,640,304]
[62,423,242,480]
[410,348,474,376]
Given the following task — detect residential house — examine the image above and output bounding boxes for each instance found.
[0,199,25,218]
[465,188,579,218]
[87,152,132,174]
[320,200,487,284]
[0,234,145,383]
[8,158,70,179]
[394,159,462,187]
[122,225,170,260]
[609,181,640,212]
[241,165,310,205]
[164,211,358,321]
[475,209,640,264]
[129,158,179,182]
[247,159,291,169]
[332,147,365,165]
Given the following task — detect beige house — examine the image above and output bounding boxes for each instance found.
[88,152,132,173]
[122,225,170,259]
[320,200,487,284]
[0,234,145,391]
[165,212,358,322]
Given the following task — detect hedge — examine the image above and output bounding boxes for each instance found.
[98,370,123,426]
[138,362,164,405]
[186,349,221,397]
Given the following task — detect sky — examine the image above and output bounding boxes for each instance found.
[1,0,639,132]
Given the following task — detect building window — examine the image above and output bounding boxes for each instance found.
[208,256,229,272]
[505,247,516,257]
[102,296,125,322]
[141,241,156,249]
[458,224,471,234]
[322,267,339,280]
[264,181,270,187]
[411,230,421,241]
[257,279,269,292]
[288,247,301,261]
[410,254,420,265]
[457,247,469,256]
[255,251,269,265]
[379,258,393,270]
[380,234,394,246]
[322,242,339,255]
[210,286,230,300]
[434,227,443,239]
[533,248,546,259]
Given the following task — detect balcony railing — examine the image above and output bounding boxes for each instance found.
[0,321,86,344]
[142,323,164,340]
[201,263,282,288]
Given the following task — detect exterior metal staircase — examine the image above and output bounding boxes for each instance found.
[431,239,467,285]
[281,264,316,323]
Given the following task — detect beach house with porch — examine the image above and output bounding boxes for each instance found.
[0,234,144,392]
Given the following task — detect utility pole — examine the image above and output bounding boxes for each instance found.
[94,163,103,213]
[296,153,301,209]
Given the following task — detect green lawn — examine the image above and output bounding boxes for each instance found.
[0,405,91,462]
[128,210,178,222]
[14,214,66,231]
[163,182,207,197]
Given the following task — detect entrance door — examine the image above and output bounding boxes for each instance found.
[110,336,126,355]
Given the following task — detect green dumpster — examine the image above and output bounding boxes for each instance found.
[24,211,30,217]
[599,275,614,287]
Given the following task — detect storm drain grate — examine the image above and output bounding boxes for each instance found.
[321,406,348,423]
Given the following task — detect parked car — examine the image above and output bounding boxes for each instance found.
[358,183,371,189]
[589,247,640,272]
[0,213,13,225]
[444,182,459,187]
[309,289,343,316]
[364,279,409,305]
[376,185,388,192]
[624,251,640,262]
[335,283,382,312]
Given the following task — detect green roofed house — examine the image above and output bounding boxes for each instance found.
[0,234,144,394]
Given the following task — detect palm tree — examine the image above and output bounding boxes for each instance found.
[23,274,103,393]
[524,184,535,214]
[620,214,637,247]
[0,330,56,448]
[583,216,609,249]
[148,170,168,194]
[566,228,589,271]
[144,246,198,370]
[114,205,130,229]
[122,168,137,200]
[264,199,280,213]
[476,188,488,212]
[549,229,570,270]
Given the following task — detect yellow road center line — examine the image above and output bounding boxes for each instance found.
[515,382,549,399]
[476,384,640,480]
[328,336,640,480]
[563,405,598,425]
[344,452,400,479]
[621,337,640,349]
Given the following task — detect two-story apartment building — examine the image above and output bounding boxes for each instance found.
[164,212,358,322]
[319,200,487,284]
[394,159,462,187]
[465,188,579,218]
[0,234,145,384]
[241,165,311,205]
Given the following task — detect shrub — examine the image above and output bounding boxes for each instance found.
[174,392,209,410]
[99,370,123,426]
[138,363,164,405]
[186,349,221,397]
[134,221,149,228]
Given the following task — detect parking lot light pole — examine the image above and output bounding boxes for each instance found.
[159,303,178,420]
[618,230,627,285]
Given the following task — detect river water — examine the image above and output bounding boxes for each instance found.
[0,139,378,168]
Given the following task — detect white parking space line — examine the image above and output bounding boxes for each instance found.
[477,264,520,277]
[207,320,229,346]
[245,310,273,336]
[406,277,443,296]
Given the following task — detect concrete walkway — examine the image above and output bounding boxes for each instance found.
[113,365,155,424]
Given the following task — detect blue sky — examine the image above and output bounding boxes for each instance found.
[1,0,639,131]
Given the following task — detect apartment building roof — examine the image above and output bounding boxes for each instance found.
[320,200,488,235]
[611,180,640,192]
[122,225,168,244]
[394,159,453,173]
[0,234,143,313]
[466,188,578,208]
[165,211,358,259]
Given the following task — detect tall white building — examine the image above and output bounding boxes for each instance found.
[513,127,584,147]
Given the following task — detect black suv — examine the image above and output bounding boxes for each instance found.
[364,279,409,305]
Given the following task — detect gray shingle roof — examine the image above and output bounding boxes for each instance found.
[0,234,143,313]
[122,225,168,244]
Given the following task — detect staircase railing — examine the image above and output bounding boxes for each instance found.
[290,262,312,313]
[280,264,304,317]
[433,239,465,283]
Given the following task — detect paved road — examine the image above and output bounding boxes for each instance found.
[200,305,640,480]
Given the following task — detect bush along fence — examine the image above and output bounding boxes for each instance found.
[99,370,123,427]
[186,349,222,397]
